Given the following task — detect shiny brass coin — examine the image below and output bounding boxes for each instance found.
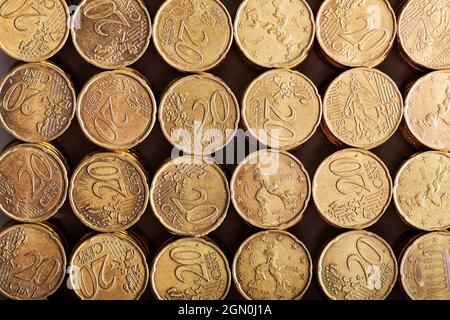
[242,69,322,150]
[159,73,239,156]
[398,0,450,70]
[0,0,69,62]
[77,69,156,150]
[150,155,229,236]
[0,62,76,143]
[233,230,312,300]
[231,150,310,230]
[313,149,392,229]
[400,231,450,300]
[316,0,396,68]
[318,230,397,300]
[0,223,66,300]
[403,70,450,151]
[69,232,149,300]
[234,0,314,69]
[69,151,149,232]
[151,237,230,300]
[322,68,403,149]
[71,0,151,69]
[153,0,233,72]
[0,143,68,222]
[394,151,450,231]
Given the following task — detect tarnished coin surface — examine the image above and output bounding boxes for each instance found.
[71,0,151,69]
[242,69,322,150]
[322,68,402,149]
[153,0,233,72]
[231,150,310,230]
[150,155,230,236]
[77,69,156,150]
[0,223,66,300]
[69,151,149,232]
[318,230,397,300]
[0,0,69,61]
[234,0,314,69]
[313,149,392,229]
[151,237,230,300]
[0,62,76,143]
[69,232,148,300]
[159,73,239,156]
[232,230,312,300]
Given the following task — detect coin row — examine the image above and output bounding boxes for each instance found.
[0,0,448,71]
[1,222,448,300]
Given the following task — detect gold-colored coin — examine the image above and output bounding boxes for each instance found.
[398,0,450,70]
[0,62,76,143]
[232,230,312,300]
[77,69,157,150]
[318,230,397,300]
[0,143,68,222]
[313,149,392,229]
[394,151,450,231]
[403,70,450,151]
[316,0,396,68]
[322,68,402,149]
[0,223,66,300]
[159,73,239,156]
[150,155,229,236]
[242,69,322,150]
[231,150,310,230]
[69,151,149,232]
[151,237,230,300]
[71,0,151,69]
[153,0,233,72]
[234,0,314,69]
[69,232,149,300]
[0,0,69,62]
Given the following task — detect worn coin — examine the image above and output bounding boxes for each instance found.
[153,0,233,72]
[313,149,392,229]
[234,0,314,69]
[151,237,230,300]
[318,230,397,300]
[77,69,156,150]
[233,230,312,300]
[159,73,239,156]
[69,151,149,232]
[242,69,322,150]
[231,150,310,230]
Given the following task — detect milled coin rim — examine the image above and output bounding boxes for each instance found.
[70,0,152,70]
[149,155,230,236]
[241,68,322,150]
[230,149,311,230]
[312,148,393,229]
[0,223,67,300]
[0,0,70,62]
[234,0,315,69]
[0,61,77,143]
[232,230,313,300]
[150,236,231,300]
[152,0,234,73]
[322,67,403,149]
[316,0,397,68]
[393,151,450,231]
[76,69,157,150]
[158,72,240,156]
[317,230,398,300]
[69,151,150,232]
[69,232,149,300]
[0,143,69,223]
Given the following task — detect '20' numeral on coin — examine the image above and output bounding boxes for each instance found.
[18,152,53,199]
[170,246,210,283]
[87,161,127,199]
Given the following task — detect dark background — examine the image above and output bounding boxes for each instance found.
[0,0,427,300]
